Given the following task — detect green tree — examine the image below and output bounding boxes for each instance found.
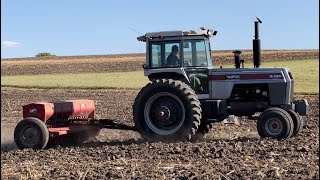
[35,52,56,57]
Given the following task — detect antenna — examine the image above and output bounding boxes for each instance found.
[128,27,151,40]
[128,27,144,36]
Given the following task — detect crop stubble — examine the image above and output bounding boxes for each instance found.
[1,49,319,179]
[1,87,319,179]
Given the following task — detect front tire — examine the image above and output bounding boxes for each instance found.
[287,109,304,136]
[14,117,49,150]
[257,107,294,140]
[133,79,202,142]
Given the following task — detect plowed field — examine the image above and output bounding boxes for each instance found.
[1,87,319,179]
[1,50,319,179]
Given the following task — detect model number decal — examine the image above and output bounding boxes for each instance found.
[269,74,282,79]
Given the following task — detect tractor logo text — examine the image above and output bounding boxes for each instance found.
[225,75,240,79]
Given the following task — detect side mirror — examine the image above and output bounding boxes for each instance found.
[142,64,148,70]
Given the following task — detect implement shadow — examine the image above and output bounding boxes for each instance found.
[64,135,261,149]
[1,117,261,151]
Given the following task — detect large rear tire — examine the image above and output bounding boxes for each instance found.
[14,117,49,150]
[257,107,294,140]
[133,79,202,142]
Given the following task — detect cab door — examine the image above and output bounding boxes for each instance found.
[182,39,210,95]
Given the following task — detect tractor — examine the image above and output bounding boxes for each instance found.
[133,18,309,141]
[14,18,309,150]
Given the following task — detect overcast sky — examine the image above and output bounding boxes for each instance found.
[1,0,319,58]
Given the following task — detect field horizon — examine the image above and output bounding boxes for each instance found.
[1,49,319,76]
[1,49,318,61]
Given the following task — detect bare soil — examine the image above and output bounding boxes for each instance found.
[1,87,319,179]
[1,49,318,76]
[1,49,319,179]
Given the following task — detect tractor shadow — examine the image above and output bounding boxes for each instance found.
[1,135,260,151]
[62,136,260,149]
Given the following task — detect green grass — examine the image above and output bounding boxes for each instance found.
[1,59,319,94]
[1,71,149,90]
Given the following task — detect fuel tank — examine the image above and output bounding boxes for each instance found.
[22,100,95,122]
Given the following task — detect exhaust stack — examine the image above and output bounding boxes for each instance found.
[253,17,262,68]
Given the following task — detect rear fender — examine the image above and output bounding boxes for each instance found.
[145,68,190,83]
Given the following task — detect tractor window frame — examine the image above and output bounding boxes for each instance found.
[182,39,211,68]
[205,38,213,67]
[148,40,183,69]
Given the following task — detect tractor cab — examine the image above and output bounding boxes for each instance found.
[137,28,217,95]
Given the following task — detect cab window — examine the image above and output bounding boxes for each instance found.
[149,41,181,68]
[183,40,208,67]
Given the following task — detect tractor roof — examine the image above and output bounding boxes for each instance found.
[137,27,217,42]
